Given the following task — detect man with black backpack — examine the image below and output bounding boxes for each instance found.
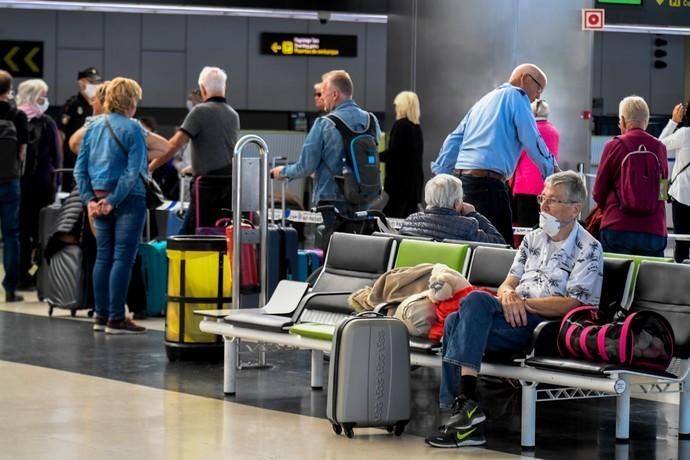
[271,70,381,246]
[593,96,668,257]
[0,70,29,302]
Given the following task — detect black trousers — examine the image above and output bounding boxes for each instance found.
[672,198,690,262]
[512,194,540,228]
[181,174,233,235]
[458,175,513,247]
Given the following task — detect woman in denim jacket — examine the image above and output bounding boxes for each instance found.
[74,77,148,334]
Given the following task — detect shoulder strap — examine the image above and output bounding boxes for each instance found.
[104,116,127,156]
[105,116,149,184]
[670,161,690,186]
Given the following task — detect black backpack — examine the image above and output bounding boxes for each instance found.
[325,112,381,205]
[24,117,45,176]
[0,108,21,180]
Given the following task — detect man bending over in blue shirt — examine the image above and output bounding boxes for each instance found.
[431,63,558,246]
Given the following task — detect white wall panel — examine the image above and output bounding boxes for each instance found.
[364,23,387,113]
[142,14,186,51]
[141,51,185,107]
[57,12,103,49]
[104,14,141,81]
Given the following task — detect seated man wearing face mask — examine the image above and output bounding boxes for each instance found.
[425,171,603,449]
[59,66,102,190]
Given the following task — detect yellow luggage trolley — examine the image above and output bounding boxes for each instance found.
[165,235,231,360]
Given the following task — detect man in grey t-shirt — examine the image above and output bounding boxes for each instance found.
[152,66,240,233]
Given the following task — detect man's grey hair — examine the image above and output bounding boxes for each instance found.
[198,66,227,95]
[425,174,463,209]
[16,79,48,105]
[544,170,587,203]
[619,95,649,128]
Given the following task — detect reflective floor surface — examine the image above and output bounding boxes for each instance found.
[0,297,685,459]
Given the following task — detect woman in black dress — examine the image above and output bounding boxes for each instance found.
[381,91,424,218]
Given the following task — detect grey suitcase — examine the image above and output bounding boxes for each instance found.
[327,312,411,438]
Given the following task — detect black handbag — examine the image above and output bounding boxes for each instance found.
[104,116,164,209]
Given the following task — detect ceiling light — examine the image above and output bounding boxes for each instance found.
[0,0,388,23]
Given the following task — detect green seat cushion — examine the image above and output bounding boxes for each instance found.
[394,239,469,273]
[289,323,336,341]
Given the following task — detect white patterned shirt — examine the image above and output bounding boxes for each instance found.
[509,222,603,306]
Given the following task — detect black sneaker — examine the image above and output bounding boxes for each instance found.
[425,426,487,448]
[105,318,146,335]
[441,395,486,432]
[5,292,24,302]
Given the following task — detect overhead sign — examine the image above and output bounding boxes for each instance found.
[597,0,690,27]
[0,41,43,77]
[582,9,605,30]
[260,33,357,57]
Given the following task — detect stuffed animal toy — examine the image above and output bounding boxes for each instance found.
[394,264,470,337]
[427,264,470,303]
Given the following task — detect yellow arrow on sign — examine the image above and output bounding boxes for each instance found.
[271,42,281,53]
[4,46,19,72]
[24,47,39,73]
[656,0,664,5]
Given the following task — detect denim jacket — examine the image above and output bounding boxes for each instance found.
[75,113,147,207]
[280,99,381,204]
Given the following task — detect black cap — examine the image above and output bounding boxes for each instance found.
[77,67,102,82]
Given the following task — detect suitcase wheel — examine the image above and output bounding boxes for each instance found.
[343,423,354,439]
[70,309,76,317]
[48,305,53,316]
[331,424,342,435]
[87,310,94,318]
[385,425,394,433]
[394,421,407,436]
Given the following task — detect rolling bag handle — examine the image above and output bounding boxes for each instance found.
[270,156,288,226]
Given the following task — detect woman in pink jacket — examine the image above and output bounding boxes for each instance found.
[510,99,560,227]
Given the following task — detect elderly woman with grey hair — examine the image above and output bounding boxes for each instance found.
[15,78,61,290]
[399,174,505,243]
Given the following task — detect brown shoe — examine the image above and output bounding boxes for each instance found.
[105,318,146,335]
[93,317,107,332]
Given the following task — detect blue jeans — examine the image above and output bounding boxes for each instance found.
[600,229,666,258]
[440,291,543,408]
[92,195,146,321]
[0,180,20,294]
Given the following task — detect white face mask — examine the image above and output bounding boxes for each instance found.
[185,100,194,111]
[83,83,98,99]
[37,98,49,114]
[539,212,562,238]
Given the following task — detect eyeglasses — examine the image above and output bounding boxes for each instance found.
[314,92,321,97]
[537,195,577,206]
[527,74,544,92]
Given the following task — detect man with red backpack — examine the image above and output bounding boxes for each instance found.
[593,95,668,257]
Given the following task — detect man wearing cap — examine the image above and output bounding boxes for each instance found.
[59,66,102,189]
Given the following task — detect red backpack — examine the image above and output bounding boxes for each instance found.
[616,137,664,215]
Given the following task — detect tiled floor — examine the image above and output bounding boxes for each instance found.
[0,292,686,459]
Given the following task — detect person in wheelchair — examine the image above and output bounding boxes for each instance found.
[399,174,505,244]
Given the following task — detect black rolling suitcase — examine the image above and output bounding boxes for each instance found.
[327,313,411,438]
[36,202,61,302]
[266,224,298,299]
